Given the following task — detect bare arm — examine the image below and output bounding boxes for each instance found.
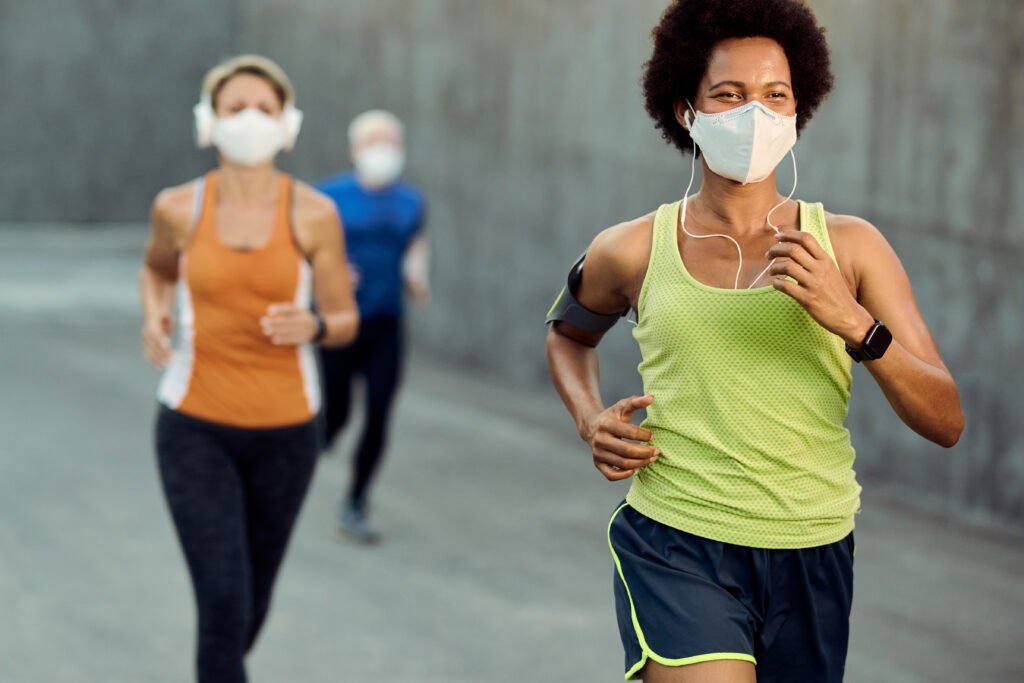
[546,216,660,481]
[304,197,359,347]
[139,186,192,367]
[402,233,430,306]
[768,217,964,447]
[263,184,358,348]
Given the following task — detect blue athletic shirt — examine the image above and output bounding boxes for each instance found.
[315,172,425,320]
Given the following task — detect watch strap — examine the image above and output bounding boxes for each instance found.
[312,314,327,344]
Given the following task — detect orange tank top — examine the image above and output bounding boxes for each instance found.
[157,171,320,428]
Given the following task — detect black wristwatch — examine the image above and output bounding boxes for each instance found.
[845,320,892,363]
[311,315,327,344]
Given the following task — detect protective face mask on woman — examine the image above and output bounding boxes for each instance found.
[678,99,799,288]
[211,108,288,167]
[354,144,405,188]
[685,100,797,184]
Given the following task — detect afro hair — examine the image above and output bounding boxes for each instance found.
[642,0,834,154]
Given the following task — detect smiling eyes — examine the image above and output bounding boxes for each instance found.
[714,91,789,101]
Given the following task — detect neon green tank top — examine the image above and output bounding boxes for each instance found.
[627,199,861,549]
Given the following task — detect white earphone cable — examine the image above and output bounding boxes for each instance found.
[746,149,798,288]
[680,143,799,289]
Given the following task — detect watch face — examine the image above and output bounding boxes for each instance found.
[864,322,893,359]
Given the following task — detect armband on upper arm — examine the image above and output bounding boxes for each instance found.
[544,252,629,333]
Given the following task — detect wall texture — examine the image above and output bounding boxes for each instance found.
[0,0,239,222]
[4,1,1022,527]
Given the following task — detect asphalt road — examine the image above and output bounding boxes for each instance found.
[1,227,1021,682]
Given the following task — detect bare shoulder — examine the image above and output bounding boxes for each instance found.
[588,212,656,277]
[149,180,202,252]
[824,211,903,287]
[292,180,343,258]
[293,180,340,227]
[152,181,198,228]
[583,211,656,306]
[144,179,200,271]
[824,212,887,246]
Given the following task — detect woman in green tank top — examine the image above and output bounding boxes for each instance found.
[546,2,963,682]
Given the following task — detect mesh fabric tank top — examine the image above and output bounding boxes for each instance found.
[158,171,320,428]
[627,199,861,549]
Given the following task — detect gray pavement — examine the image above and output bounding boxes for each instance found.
[1,227,1022,682]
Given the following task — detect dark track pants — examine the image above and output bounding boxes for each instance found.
[156,407,318,683]
[319,315,403,508]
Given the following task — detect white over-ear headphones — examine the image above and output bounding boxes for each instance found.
[193,93,304,150]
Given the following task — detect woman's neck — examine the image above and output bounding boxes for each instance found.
[216,162,279,206]
[689,161,786,237]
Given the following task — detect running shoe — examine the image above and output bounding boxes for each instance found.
[336,502,380,545]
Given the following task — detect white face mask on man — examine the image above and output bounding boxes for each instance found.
[354,144,405,188]
[684,100,797,184]
[211,108,288,167]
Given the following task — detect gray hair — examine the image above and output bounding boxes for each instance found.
[348,109,404,145]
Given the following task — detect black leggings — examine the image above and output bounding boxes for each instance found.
[156,407,318,683]
[319,315,403,507]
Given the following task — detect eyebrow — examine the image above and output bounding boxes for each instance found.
[707,80,792,91]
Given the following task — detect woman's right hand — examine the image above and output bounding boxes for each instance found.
[581,394,659,481]
[141,314,173,368]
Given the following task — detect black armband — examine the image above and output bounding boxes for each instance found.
[544,252,629,333]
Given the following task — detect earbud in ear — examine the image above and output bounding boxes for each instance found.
[682,99,698,130]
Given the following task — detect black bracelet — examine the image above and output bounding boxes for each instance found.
[312,315,327,344]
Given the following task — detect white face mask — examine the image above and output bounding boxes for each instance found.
[685,100,797,184]
[354,144,405,188]
[210,108,287,167]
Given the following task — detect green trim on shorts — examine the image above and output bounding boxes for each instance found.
[607,503,758,681]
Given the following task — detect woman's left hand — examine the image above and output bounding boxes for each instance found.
[260,303,317,346]
[767,231,874,345]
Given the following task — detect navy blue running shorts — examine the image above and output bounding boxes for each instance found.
[607,502,855,682]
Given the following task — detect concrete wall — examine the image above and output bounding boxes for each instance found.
[0,0,240,222]
[239,0,686,391]
[4,1,1021,527]
[804,0,1024,527]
